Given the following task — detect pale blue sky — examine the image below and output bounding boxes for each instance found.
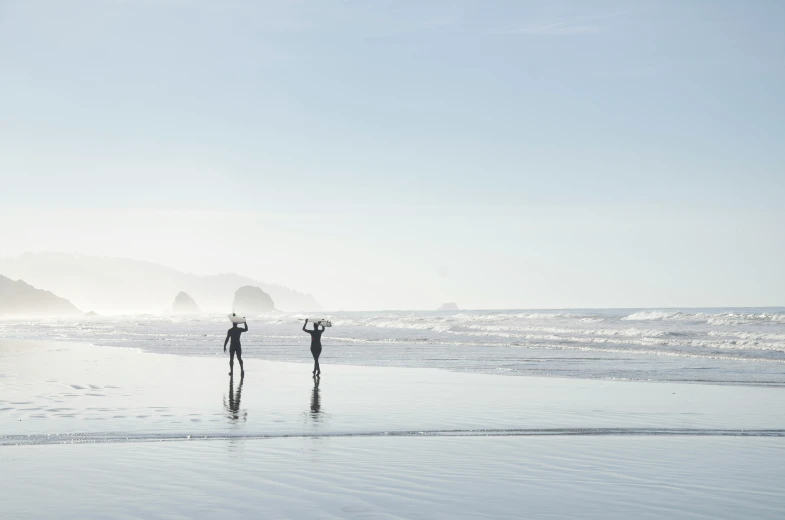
[1,1,784,309]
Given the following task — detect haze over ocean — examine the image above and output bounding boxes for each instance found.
[2,1,784,310]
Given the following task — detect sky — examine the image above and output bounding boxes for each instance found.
[1,0,784,310]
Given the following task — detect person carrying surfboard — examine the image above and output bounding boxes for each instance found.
[224,319,248,377]
[303,319,325,377]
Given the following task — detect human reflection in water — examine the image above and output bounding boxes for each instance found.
[223,374,246,422]
[310,376,321,420]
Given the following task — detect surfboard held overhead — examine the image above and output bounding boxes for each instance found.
[228,313,247,324]
[308,318,332,327]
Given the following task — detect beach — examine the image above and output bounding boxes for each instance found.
[2,339,784,518]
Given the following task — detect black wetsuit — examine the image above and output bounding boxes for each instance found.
[227,326,245,354]
[308,328,323,356]
[225,323,247,375]
[307,326,323,374]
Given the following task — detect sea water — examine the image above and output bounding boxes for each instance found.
[1,308,784,385]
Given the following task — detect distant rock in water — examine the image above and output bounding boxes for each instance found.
[0,275,81,316]
[84,311,98,317]
[437,302,459,311]
[233,286,275,314]
[0,252,322,313]
[172,291,200,314]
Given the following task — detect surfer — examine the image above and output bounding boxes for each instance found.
[302,319,325,376]
[224,321,248,377]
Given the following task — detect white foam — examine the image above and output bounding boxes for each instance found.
[2,308,785,384]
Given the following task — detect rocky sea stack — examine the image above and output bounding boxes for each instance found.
[233,286,275,314]
[172,291,200,314]
[437,302,459,311]
[0,275,81,316]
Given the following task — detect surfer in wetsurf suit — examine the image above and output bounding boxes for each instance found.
[224,322,248,377]
[302,319,324,377]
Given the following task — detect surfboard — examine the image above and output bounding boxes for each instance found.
[308,318,332,327]
[228,313,246,324]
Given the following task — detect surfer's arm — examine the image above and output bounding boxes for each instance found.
[242,323,248,332]
[302,319,308,332]
[223,331,230,352]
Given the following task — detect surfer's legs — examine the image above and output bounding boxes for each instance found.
[236,350,244,375]
[311,346,321,375]
[229,349,235,376]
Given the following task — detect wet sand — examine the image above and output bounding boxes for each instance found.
[4,436,784,519]
[1,340,785,518]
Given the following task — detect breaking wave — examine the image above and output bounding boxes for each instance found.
[2,307,785,385]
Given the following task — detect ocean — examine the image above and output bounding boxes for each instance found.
[2,307,784,386]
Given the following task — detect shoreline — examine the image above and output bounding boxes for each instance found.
[2,307,784,386]
[5,333,785,388]
[5,427,785,448]
[2,339,784,445]
[91,340,785,389]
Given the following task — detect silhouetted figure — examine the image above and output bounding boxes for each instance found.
[224,321,248,377]
[310,376,321,416]
[302,319,324,376]
[223,374,245,422]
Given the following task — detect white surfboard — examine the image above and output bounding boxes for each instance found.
[308,318,332,327]
[228,313,246,324]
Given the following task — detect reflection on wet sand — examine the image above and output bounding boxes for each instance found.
[223,375,246,423]
[310,376,321,421]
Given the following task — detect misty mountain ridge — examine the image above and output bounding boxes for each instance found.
[0,275,82,316]
[0,252,321,313]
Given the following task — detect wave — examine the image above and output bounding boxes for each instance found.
[4,428,785,446]
[3,308,785,384]
[623,310,785,325]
